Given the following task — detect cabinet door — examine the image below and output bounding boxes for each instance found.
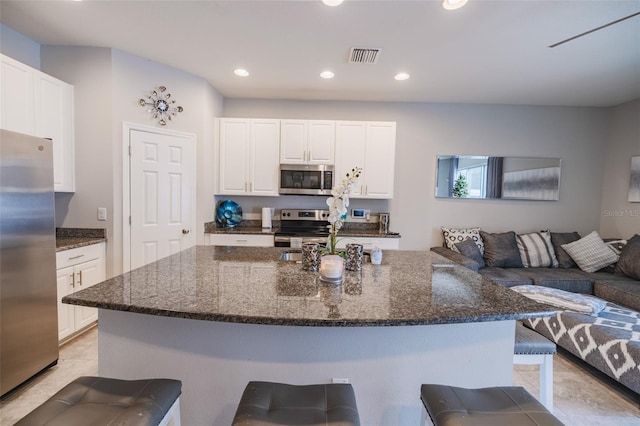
[0,54,36,135]
[219,119,250,194]
[307,120,335,164]
[250,119,280,195]
[74,258,103,329]
[364,122,396,199]
[335,121,366,197]
[280,120,307,164]
[35,72,75,192]
[56,266,76,341]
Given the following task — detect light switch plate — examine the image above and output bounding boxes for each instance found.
[97,207,107,221]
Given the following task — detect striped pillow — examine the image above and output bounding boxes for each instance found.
[516,231,559,268]
[561,231,619,273]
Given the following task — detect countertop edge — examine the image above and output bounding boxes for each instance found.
[56,237,107,252]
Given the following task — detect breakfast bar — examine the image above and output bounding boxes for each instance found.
[63,246,557,425]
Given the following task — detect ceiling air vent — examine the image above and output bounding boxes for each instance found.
[349,47,382,64]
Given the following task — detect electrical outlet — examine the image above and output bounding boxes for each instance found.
[97,207,107,221]
[331,378,349,384]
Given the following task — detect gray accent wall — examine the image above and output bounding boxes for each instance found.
[600,100,640,239]
[223,99,612,249]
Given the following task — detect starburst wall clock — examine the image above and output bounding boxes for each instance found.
[139,86,183,126]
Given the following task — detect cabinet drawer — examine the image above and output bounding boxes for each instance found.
[209,234,274,247]
[335,237,400,250]
[56,243,105,269]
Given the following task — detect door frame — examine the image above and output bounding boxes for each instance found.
[122,122,197,273]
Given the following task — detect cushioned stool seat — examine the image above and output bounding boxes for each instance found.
[420,384,564,426]
[514,321,556,412]
[232,381,360,426]
[15,376,182,426]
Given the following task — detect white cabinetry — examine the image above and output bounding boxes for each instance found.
[206,233,274,247]
[56,243,106,341]
[335,237,400,250]
[280,120,334,164]
[0,54,75,192]
[218,118,280,196]
[335,121,396,199]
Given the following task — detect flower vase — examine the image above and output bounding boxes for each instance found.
[320,254,344,283]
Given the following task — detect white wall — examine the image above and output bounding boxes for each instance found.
[0,24,40,69]
[224,99,609,249]
[41,46,223,277]
[600,99,640,239]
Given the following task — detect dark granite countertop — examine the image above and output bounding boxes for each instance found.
[63,246,556,326]
[56,228,107,252]
[205,221,401,238]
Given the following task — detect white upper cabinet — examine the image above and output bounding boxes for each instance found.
[35,73,75,192]
[280,120,335,164]
[1,54,75,192]
[218,118,280,196]
[335,121,396,199]
[1,55,36,135]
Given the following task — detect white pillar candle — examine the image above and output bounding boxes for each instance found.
[320,255,344,281]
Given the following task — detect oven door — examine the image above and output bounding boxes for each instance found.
[274,235,328,248]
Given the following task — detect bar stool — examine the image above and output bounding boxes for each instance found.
[232,381,360,426]
[514,321,556,412]
[420,384,563,426]
[15,376,182,426]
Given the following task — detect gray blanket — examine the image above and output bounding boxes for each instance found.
[525,302,640,394]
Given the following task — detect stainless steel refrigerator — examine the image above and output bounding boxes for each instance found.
[1,129,58,396]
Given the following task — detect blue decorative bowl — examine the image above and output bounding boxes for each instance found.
[215,200,243,228]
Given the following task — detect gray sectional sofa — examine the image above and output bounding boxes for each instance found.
[431,231,640,395]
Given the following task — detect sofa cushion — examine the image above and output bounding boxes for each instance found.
[561,231,619,273]
[441,227,483,253]
[614,234,640,280]
[594,280,640,312]
[550,232,581,268]
[454,238,485,269]
[516,231,559,268]
[512,285,606,315]
[480,231,524,268]
[478,267,532,287]
[510,268,594,294]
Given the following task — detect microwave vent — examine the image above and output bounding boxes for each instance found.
[349,47,382,64]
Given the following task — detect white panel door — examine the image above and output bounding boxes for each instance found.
[74,258,102,329]
[56,266,75,341]
[219,119,250,194]
[280,120,307,163]
[130,129,195,270]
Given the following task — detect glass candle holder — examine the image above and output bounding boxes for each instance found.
[319,254,344,283]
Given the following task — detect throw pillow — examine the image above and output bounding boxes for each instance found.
[441,227,484,254]
[511,285,606,316]
[516,231,559,268]
[561,231,619,273]
[614,234,640,280]
[480,231,523,268]
[550,232,581,268]
[454,238,485,269]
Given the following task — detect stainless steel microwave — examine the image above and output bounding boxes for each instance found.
[279,164,333,195]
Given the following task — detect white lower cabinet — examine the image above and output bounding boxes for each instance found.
[56,243,106,341]
[335,237,400,250]
[207,233,275,247]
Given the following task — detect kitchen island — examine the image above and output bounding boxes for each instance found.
[64,246,556,425]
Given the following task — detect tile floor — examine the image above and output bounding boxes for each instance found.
[1,326,638,425]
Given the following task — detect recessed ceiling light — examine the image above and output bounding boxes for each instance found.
[442,0,468,10]
[320,71,335,79]
[323,0,344,6]
[394,73,410,81]
[234,69,249,77]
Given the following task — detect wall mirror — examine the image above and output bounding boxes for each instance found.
[435,156,561,200]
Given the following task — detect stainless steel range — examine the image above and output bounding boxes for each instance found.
[274,209,331,248]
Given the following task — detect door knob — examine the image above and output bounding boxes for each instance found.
[182,229,190,234]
